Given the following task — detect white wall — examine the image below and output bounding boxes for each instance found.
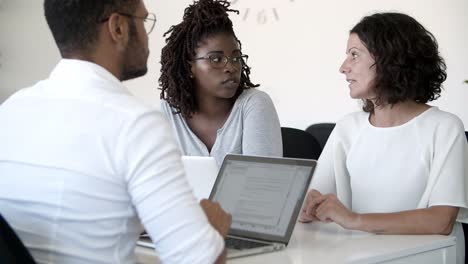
[1,0,467,130]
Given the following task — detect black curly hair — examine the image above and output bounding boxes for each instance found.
[351,12,447,113]
[159,0,258,118]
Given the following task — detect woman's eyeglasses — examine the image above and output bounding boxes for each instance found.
[193,54,248,69]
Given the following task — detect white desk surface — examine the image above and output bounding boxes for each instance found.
[136,222,456,264]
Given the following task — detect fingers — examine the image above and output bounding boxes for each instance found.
[199,199,232,238]
[303,189,322,206]
[302,189,321,209]
[220,213,232,237]
[302,193,354,228]
[298,211,317,223]
[300,190,347,226]
[314,198,331,222]
[309,189,322,198]
[200,199,217,210]
[306,195,328,216]
[314,195,345,224]
[302,193,340,223]
[300,189,326,223]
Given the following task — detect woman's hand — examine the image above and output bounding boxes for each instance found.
[298,189,322,223]
[313,194,360,229]
[299,189,359,230]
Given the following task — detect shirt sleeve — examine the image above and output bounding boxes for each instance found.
[118,110,224,263]
[241,90,283,157]
[309,128,337,195]
[309,118,355,208]
[425,116,468,222]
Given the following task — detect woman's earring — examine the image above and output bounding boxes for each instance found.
[189,74,194,79]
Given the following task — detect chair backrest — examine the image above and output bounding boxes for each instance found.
[0,214,36,264]
[305,123,336,151]
[281,127,321,160]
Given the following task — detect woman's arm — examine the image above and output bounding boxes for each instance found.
[352,205,459,235]
[308,193,459,235]
[241,90,282,157]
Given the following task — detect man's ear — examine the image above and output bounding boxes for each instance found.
[106,13,129,47]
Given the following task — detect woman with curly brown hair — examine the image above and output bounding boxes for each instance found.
[159,0,282,165]
[300,12,468,263]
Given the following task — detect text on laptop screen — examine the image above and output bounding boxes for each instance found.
[211,159,312,237]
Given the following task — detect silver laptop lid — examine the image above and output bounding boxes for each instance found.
[209,154,316,245]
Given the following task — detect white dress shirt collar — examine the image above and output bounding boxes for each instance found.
[49,58,125,93]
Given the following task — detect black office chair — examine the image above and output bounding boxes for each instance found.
[0,214,36,264]
[305,123,336,152]
[281,127,321,160]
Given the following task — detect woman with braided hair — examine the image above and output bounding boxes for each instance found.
[159,0,282,165]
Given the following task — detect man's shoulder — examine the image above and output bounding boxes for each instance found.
[105,92,156,114]
[97,93,168,130]
[0,80,47,108]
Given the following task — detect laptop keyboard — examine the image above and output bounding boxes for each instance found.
[225,237,270,250]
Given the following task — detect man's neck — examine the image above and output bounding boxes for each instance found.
[65,51,122,81]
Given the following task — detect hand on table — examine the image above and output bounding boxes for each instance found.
[299,189,322,223]
[312,193,359,229]
[299,189,359,230]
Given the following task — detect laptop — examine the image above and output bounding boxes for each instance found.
[137,154,316,259]
[210,154,316,258]
[181,156,219,200]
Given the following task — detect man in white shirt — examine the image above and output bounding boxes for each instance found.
[0,0,231,263]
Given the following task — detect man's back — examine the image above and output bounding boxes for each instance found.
[0,59,224,263]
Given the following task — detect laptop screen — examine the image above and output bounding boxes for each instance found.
[210,154,316,244]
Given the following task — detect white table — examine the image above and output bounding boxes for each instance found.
[136,222,456,264]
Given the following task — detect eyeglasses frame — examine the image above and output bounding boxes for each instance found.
[99,12,156,35]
